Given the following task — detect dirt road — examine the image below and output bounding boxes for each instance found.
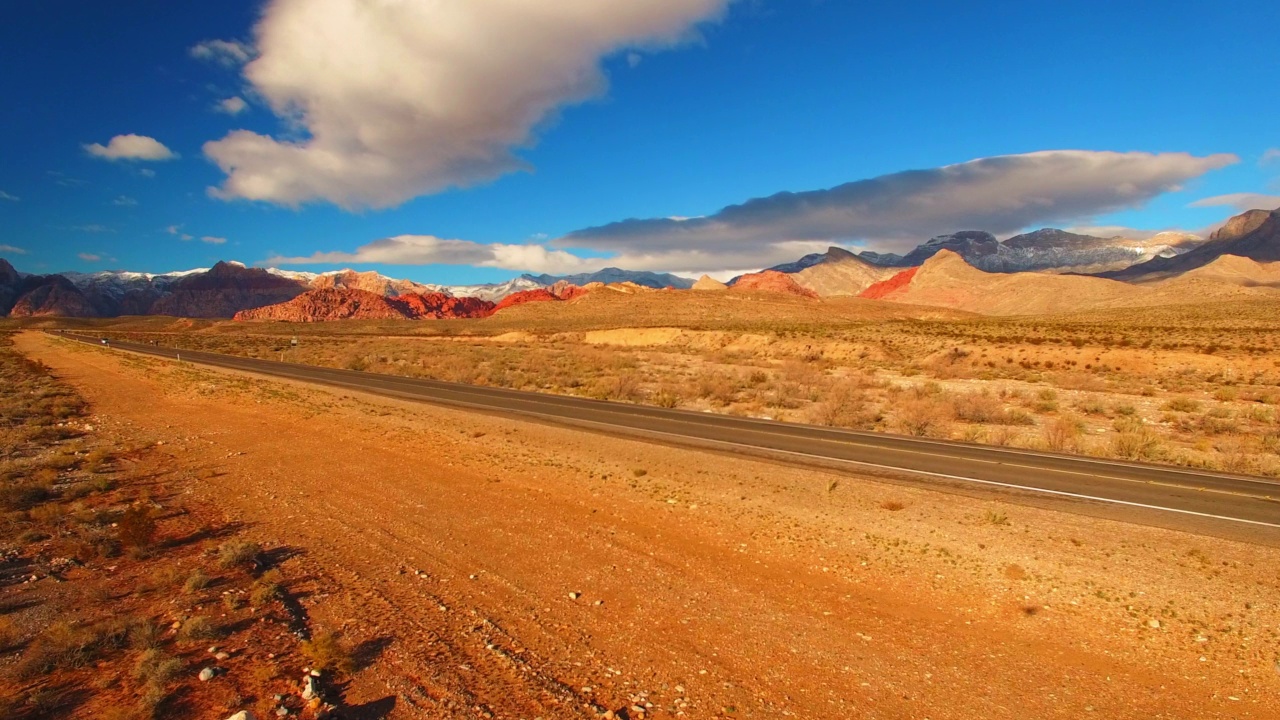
[17,332,1280,719]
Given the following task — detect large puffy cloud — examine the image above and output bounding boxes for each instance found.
[84,134,177,161]
[1189,193,1280,211]
[204,0,731,209]
[561,151,1237,259]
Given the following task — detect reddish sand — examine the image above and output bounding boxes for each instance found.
[16,331,1280,720]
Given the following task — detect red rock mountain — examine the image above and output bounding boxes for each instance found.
[150,262,306,318]
[234,288,497,322]
[7,275,101,317]
[729,270,820,298]
[492,284,588,312]
[859,267,918,299]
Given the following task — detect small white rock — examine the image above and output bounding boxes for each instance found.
[199,667,216,682]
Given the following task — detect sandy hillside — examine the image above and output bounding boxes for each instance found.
[479,284,973,331]
[14,332,1280,720]
[793,252,897,296]
[871,250,1153,314]
[1154,254,1280,289]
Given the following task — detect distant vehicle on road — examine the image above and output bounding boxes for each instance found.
[100,338,109,345]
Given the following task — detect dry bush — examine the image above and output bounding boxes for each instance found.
[1110,429,1164,461]
[810,383,875,429]
[250,569,284,607]
[176,615,220,642]
[117,505,157,548]
[14,619,129,679]
[217,540,261,569]
[184,568,211,593]
[1042,417,1083,453]
[133,648,184,688]
[1163,396,1201,413]
[880,500,906,511]
[895,398,953,438]
[300,629,355,675]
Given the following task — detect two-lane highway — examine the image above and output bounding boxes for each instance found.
[53,332,1280,539]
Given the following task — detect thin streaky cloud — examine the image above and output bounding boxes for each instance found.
[0,190,19,202]
[0,244,27,255]
[1188,193,1280,211]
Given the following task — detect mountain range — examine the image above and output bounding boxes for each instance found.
[2,205,1276,320]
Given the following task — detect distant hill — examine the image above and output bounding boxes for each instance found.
[1099,207,1280,280]
[862,249,1150,315]
[521,267,695,290]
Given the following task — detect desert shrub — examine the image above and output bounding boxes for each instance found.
[811,383,875,428]
[299,630,355,675]
[176,616,220,642]
[1110,429,1164,461]
[895,398,953,438]
[217,540,261,569]
[1042,416,1083,452]
[117,505,157,548]
[1213,387,1239,402]
[0,480,54,512]
[1163,397,1201,413]
[984,510,1010,526]
[133,648,183,687]
[184,569,211,593]
[652,387,681,409]
[250,570,284,607]
[128,619,164,651]
[14,619,129,679]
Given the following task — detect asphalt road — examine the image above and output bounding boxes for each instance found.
[53,332,1280,539]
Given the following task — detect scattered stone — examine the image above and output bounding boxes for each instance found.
[224,712,256,720]
[275,708,290,718]
[216,651,231,660]
[1146,619,1160,629]
[569,592,580,600]
[302,674,320,700]
[199,667,217,682]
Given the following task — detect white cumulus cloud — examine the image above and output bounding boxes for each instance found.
[204,0,732,209]
[216,96,248,115]
[1189,193,1280,211]
[84,134,177,161]
[190,39,254,67]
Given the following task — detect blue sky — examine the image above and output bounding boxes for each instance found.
[1,0,1277,283]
